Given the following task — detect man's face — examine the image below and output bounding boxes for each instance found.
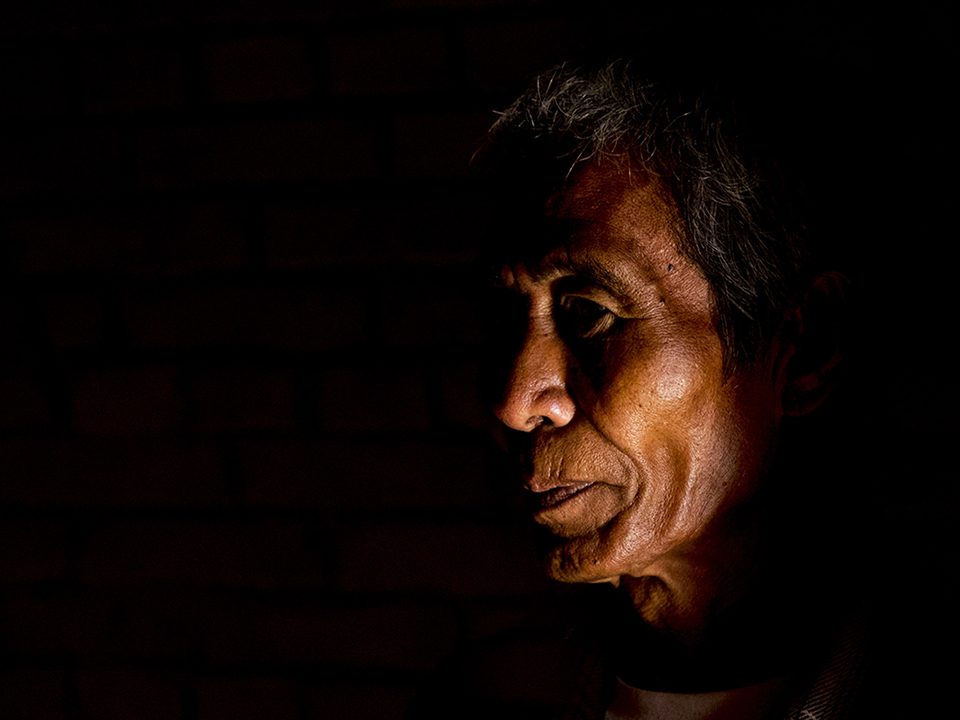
[491,163,785,587]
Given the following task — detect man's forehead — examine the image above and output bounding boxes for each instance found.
[499,220,686,311]
[521,165,680,282]
[547,162,668,219]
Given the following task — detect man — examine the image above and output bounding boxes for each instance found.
[408,59,954,719]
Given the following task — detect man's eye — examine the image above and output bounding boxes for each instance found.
[557,296,616,339]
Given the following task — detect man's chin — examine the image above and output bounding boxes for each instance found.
[540,533,623,585]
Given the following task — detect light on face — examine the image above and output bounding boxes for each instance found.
[655,369,691,402]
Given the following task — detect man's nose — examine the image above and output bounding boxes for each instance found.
[493,323,575,432]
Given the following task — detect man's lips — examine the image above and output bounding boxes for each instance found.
[527,481,597,511]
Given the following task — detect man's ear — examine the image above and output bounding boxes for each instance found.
[775,271,850,417]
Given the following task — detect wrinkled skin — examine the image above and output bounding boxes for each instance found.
[491,163,796,640]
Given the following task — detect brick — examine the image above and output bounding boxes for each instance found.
[380,279,485,348]
[460,17,589,94]
[458,597,553,646]
[393,110,492,178]
[437,360,489,432]
[74,670,183,720]
[191,367,296,433]
[455,581,592,643]
[11,210,144,275]
[41,290,105,350]
[0,437,226,508]
[124,285,368,352]
[0,125,132,198]
[238,438,493,511]
[11,202,249,275]
[188,0,337,25]
[0,300,26,352]
[0,1,183,34]
[71,37,185,114]
[335,521,545,596]
[388,0,515,7]
[71,586,212,662]
[72,366,184,436]
[0,41,71,117]
[12,211,128,274]
[79,520,329,589]
[308,681,416,720]
[0,367,50,430]
[263,201,375,270]
[370,190,487,268]
[0,588,92,657]
[205,34,315,105]
[888,372,960,434]
[0,522,69,584]
[196,677,298,720]
[318,366,432,433]
[264,192,485,270]
[203,600,458,671]
[328,26,450,96]
[152,202,252,274]
[136,116,379,190]
[0,669,66,720]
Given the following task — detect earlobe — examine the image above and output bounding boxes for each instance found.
[777,271,850,417]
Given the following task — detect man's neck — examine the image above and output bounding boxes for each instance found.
[608,518,862,692]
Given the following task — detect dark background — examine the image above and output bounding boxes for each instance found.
[1,1,956,718]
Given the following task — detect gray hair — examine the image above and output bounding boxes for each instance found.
[475,59,814,371]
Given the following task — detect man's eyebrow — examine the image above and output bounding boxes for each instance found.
[534,250,638,301]
[523,217,658,300]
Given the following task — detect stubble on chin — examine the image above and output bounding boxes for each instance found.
[541,518,638,586]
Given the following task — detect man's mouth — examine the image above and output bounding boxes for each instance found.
[529,481,597,511]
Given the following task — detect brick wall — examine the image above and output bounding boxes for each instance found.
[1,2,956,719]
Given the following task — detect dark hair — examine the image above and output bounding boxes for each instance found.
[473,59,824,372]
